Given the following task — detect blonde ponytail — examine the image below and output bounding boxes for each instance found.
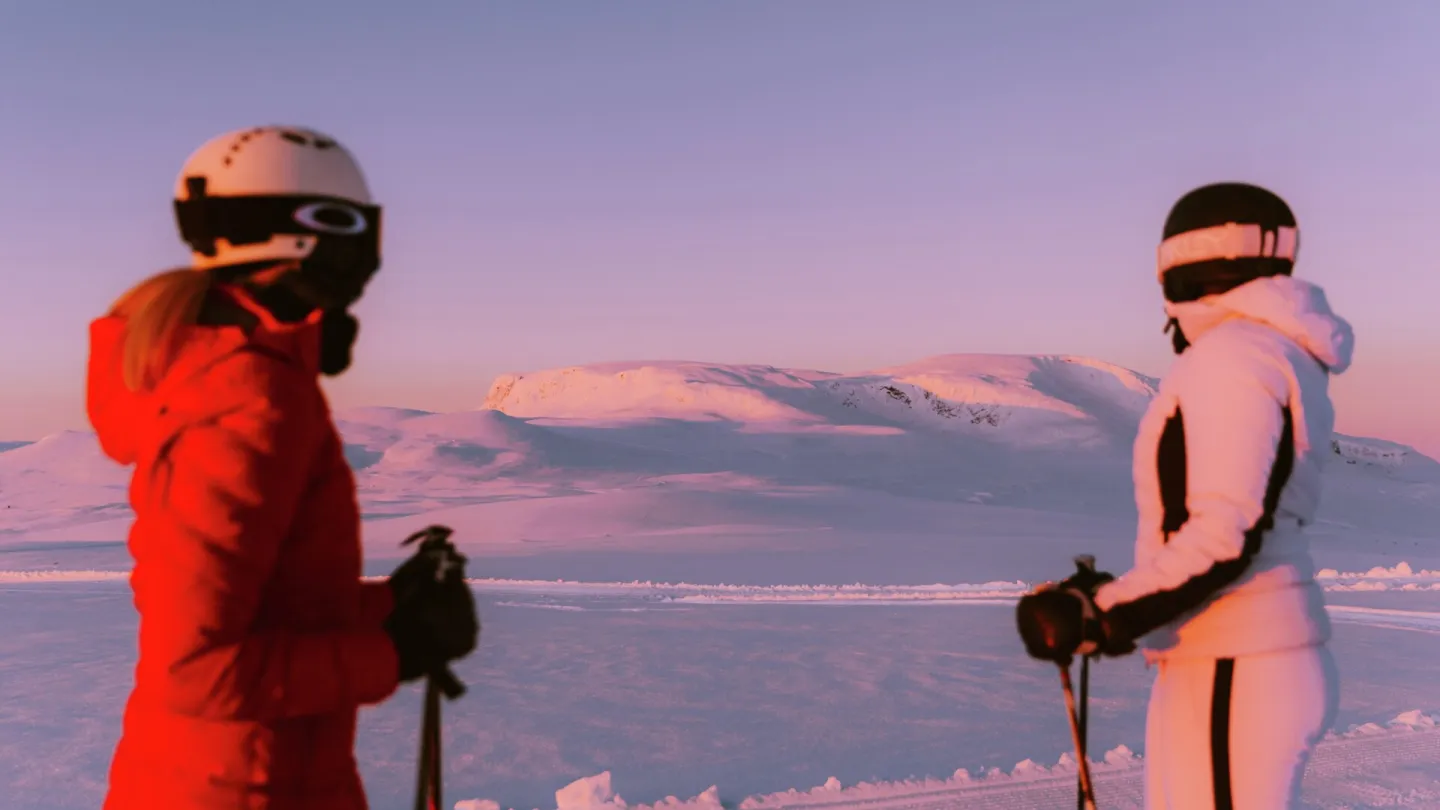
[107,269,214,392]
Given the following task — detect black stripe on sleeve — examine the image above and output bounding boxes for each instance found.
[1105,407,1294,642]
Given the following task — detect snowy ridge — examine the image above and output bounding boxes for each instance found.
[1318,561,1440,591]
[455,712,1440,810]
[7,561,1440,595]
[450,577,1029,604]
[0,569,129,582]
[3,352,1434,556]
[1331,710,1440,738]
[8,571,1440,633]
[1332,436,1421,469]
[480,354,1161,449]
[0,430,116,482]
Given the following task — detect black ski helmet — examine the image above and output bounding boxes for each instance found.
[1158,182,1298,304]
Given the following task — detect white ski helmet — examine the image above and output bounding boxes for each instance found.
[173,126,382,294]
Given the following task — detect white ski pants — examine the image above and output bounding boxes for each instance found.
[1143,644,1339,810]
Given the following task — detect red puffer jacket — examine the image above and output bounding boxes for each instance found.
[87,285,400,809]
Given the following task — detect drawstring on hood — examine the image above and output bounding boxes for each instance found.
[1162,275,1354,373]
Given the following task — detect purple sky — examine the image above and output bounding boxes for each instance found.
[2,3,1438,458]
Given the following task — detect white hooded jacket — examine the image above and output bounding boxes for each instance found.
[1093,275,1355,660]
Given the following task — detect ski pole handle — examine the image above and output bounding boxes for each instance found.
[432,664,465,700]
[400,523,471,701]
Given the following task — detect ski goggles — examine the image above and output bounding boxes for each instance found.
[175,190,382,265]
[1157,222,1298,278]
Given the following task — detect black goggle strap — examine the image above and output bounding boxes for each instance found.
[174,177,380,258]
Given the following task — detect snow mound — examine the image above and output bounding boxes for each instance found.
[455,745,1144,810]
[334,407,434,469]
[449,716,1437,810]
[364,410,546,480]
[550,772,722,810]
[0,430,129,536]
[1389,710,1439,729]
[0,430,124,486]
[1317,561,1440,591]
[1324,710,1440,740]
[483,363,823,424]
[336,403,691,492]
[878,353,1158,424]
[736,742,1142,809]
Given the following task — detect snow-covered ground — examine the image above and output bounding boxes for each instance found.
[2,353,1437,808]
[3,573,1439,810]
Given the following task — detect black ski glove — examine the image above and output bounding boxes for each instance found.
[383,527,481,683]
[385,612,439,684]
[385,580,480,682]
[385,585,480,680]
[387,542,443,605]
[1015,558,1135,665]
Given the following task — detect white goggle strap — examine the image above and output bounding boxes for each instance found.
[1157,222,1298,279]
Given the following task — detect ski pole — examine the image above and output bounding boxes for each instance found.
[416,662,464,810]
[402,525,469,810]
[1060,661,1098,810]
[1070,555,1095,809]
[415,677,443,810]
[1077,653,1090,810]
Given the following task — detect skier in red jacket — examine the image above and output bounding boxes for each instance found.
[87,126,478,810]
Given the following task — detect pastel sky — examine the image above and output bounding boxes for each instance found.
[2,2,1438,458]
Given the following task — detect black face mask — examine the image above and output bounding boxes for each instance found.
[1164,317,1190,355]
[237,277,360,376]
[319,309,359,376]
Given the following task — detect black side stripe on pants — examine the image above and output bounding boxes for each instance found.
[1105,405,1295,643]
[1212,658,1237,810]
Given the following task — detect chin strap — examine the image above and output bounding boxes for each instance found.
[1164,317,1190,355]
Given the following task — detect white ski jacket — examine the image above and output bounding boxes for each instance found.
[1094,275,1355,661]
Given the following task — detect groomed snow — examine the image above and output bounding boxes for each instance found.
[4,579,1439,810]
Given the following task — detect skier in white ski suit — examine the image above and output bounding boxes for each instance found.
[1017,182,1353,809]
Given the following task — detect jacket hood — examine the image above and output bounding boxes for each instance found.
[1166,275,1355,374]
[87,285,323,466]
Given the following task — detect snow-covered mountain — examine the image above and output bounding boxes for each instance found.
[2,354,1435,581]
[481,354,1160,450]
